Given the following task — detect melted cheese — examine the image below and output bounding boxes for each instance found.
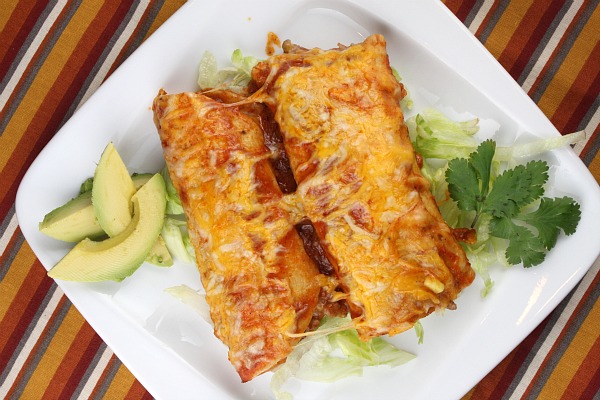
[153,91,323,381]
[254,34,475,340]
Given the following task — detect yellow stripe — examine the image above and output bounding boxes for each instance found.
[0,242,37,320]
[536,300,600,399]
[484,0,535,60]
[536,6,600,119]
[19,304,86,398]
[0,0,20,31]
[0,0,104,171]
[102,363,138,399]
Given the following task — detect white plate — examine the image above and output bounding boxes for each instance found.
[16,0,600,399]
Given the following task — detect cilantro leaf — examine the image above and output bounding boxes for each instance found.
[489,217,546,268]
[445,139,581,268]
[469,139,495,196]
[446,158,480,212]
[519,197,581,249]
[483,160,548,218]
[446,140,495,216]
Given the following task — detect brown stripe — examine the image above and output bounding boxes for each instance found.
[51,323,102,398]
[580,354,600,400]
[442,0,479,22]
[0,0,41,81]
[562,334,600,399]
[552,43,600,134]
[5,294,70,399]
[125,379,153,400]
[0,258,51,365]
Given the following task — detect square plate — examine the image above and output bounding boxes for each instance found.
[16,0,600,399]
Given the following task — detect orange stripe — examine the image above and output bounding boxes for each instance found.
[483,0,535,60]
[534,296,600,398]
[17,302,86,399]
[43,321,97,397]
[496,1,543,73]
[125,378,153,400]
[563,334,600,399]
[4,295,68,399]
[537,5,600,123]
[0,243,46,350]
[473,2,503,37]
[549,42,600,133]
[529,3,597,109]
[102,362,139,399]
[0,0,33,64]
[0,0,103,173]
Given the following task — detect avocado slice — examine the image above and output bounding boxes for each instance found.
[47,173,167,282]
[92,142,137,237]
[39,191,106,242]
[39,173,155,243]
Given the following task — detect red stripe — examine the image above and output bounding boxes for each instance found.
[522,273,600,398]
[442,0,478,23]
[0,258,53,368]
[527,3,589,98]
[580,354,600,400]
[469,318,549,399]
[57,324,103,398]
[3,292,69,400]
[563,334,600,399]
[0,1,134,223]
[556,44,600,133]
[0,1,48,84]
[505,0,566,79]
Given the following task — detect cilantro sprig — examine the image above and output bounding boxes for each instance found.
[446,140,581,268]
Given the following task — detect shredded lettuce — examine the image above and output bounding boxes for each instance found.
[164,284,212,326]
[271,317,415,400]
[407,109,479,160]
[161,166,184,215]
[411,109,585,296]
[413,321,424,344]
[197,49,260,92]
[392,67,414,111]
[161,217,195,264]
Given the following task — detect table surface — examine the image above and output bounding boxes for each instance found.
[1,1,599,399]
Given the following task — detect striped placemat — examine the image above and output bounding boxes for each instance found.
[1,1,598,399]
